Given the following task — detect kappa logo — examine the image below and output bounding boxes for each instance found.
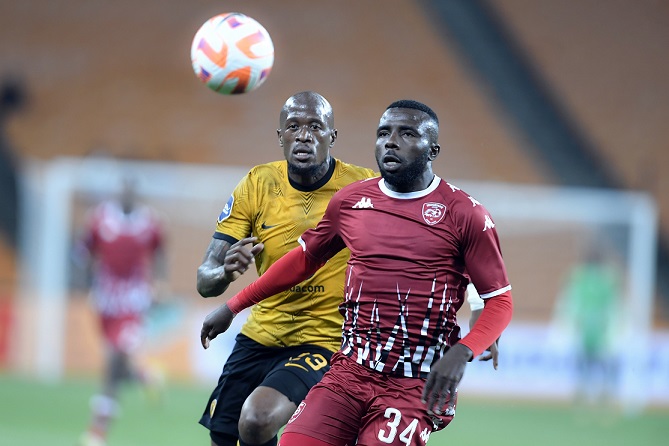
[483,214,495,231]
[353,197,374,209]
[422,202,446,225]
[468,195,481,207]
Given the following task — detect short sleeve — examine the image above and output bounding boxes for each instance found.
[459,202,510,298]
[214,171,256,243]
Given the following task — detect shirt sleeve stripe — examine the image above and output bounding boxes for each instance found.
[213,232,239,245]
[479,284,512,299]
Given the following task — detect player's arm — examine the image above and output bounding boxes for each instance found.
[457,202,513,358]
[460,291,512,357]
[201,245,324,348]
[196,236,264,298]
[467,285,500,369]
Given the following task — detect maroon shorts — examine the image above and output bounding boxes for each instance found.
[281,352,455,446]
[100,314,144,353]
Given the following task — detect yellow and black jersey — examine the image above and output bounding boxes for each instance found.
[214,158,377,351]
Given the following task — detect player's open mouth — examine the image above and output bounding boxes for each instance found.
[292,151,313,161]
[382,153,401,170]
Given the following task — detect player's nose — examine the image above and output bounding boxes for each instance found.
[384,132,400,149]
[295,126,313,142]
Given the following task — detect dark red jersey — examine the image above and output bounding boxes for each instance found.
[299,176,511,378]
[84,201,163,316]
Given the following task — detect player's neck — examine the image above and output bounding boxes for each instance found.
[383,171,435,194]
[288,157,332,188]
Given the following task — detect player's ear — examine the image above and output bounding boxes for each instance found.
[330,129,337,147]
[277,129,283,146]
[429,144,440,161]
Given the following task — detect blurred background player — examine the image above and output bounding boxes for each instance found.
[76,174,166,446]
[196,91,376,446]
[552,237,621,405]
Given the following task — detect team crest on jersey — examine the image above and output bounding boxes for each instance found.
[217,195,234,223]
[422,202,446,225]
[288,401,306,424]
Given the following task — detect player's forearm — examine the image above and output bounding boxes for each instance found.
[196,265,230,297]
[459,291,513,357]
[226,246,322,314]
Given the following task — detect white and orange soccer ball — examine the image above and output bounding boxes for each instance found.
[190,13,274,95]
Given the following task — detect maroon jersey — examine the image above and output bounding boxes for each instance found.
[84,201,163,316]
[299,176,511,378]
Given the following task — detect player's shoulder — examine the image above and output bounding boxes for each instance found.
[333,158,377,181]
[323,176,379,213]
[246,160,286,179]
[436,179,482,207]
[436,179,495,232]
[241,161,287,192]
[435,179,491,219]
[332,175,380,202]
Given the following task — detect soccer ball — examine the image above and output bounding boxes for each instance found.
[190,13,274,94]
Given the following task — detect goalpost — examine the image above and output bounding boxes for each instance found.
[13,156,660,413]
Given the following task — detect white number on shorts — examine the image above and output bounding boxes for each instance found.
[377,407,419,445]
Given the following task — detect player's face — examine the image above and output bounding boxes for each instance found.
[278,97,336,183]
[375,108,440,192]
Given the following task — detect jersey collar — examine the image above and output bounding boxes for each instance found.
[288,157,337,192]
[378,175,441,199]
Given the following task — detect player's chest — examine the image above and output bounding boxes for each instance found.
[256,190,330,229]
[340,194,460,254]
[253,190,331,252]
[97,220,153,245]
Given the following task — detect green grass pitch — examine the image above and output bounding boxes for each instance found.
[0,373,667,445]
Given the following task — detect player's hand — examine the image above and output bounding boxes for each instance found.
[478,337,500,369]
[200,304,235,349]
[422,343,473,416]
[223,237,264,282]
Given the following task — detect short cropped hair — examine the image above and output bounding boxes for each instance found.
[386,100,438,125]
